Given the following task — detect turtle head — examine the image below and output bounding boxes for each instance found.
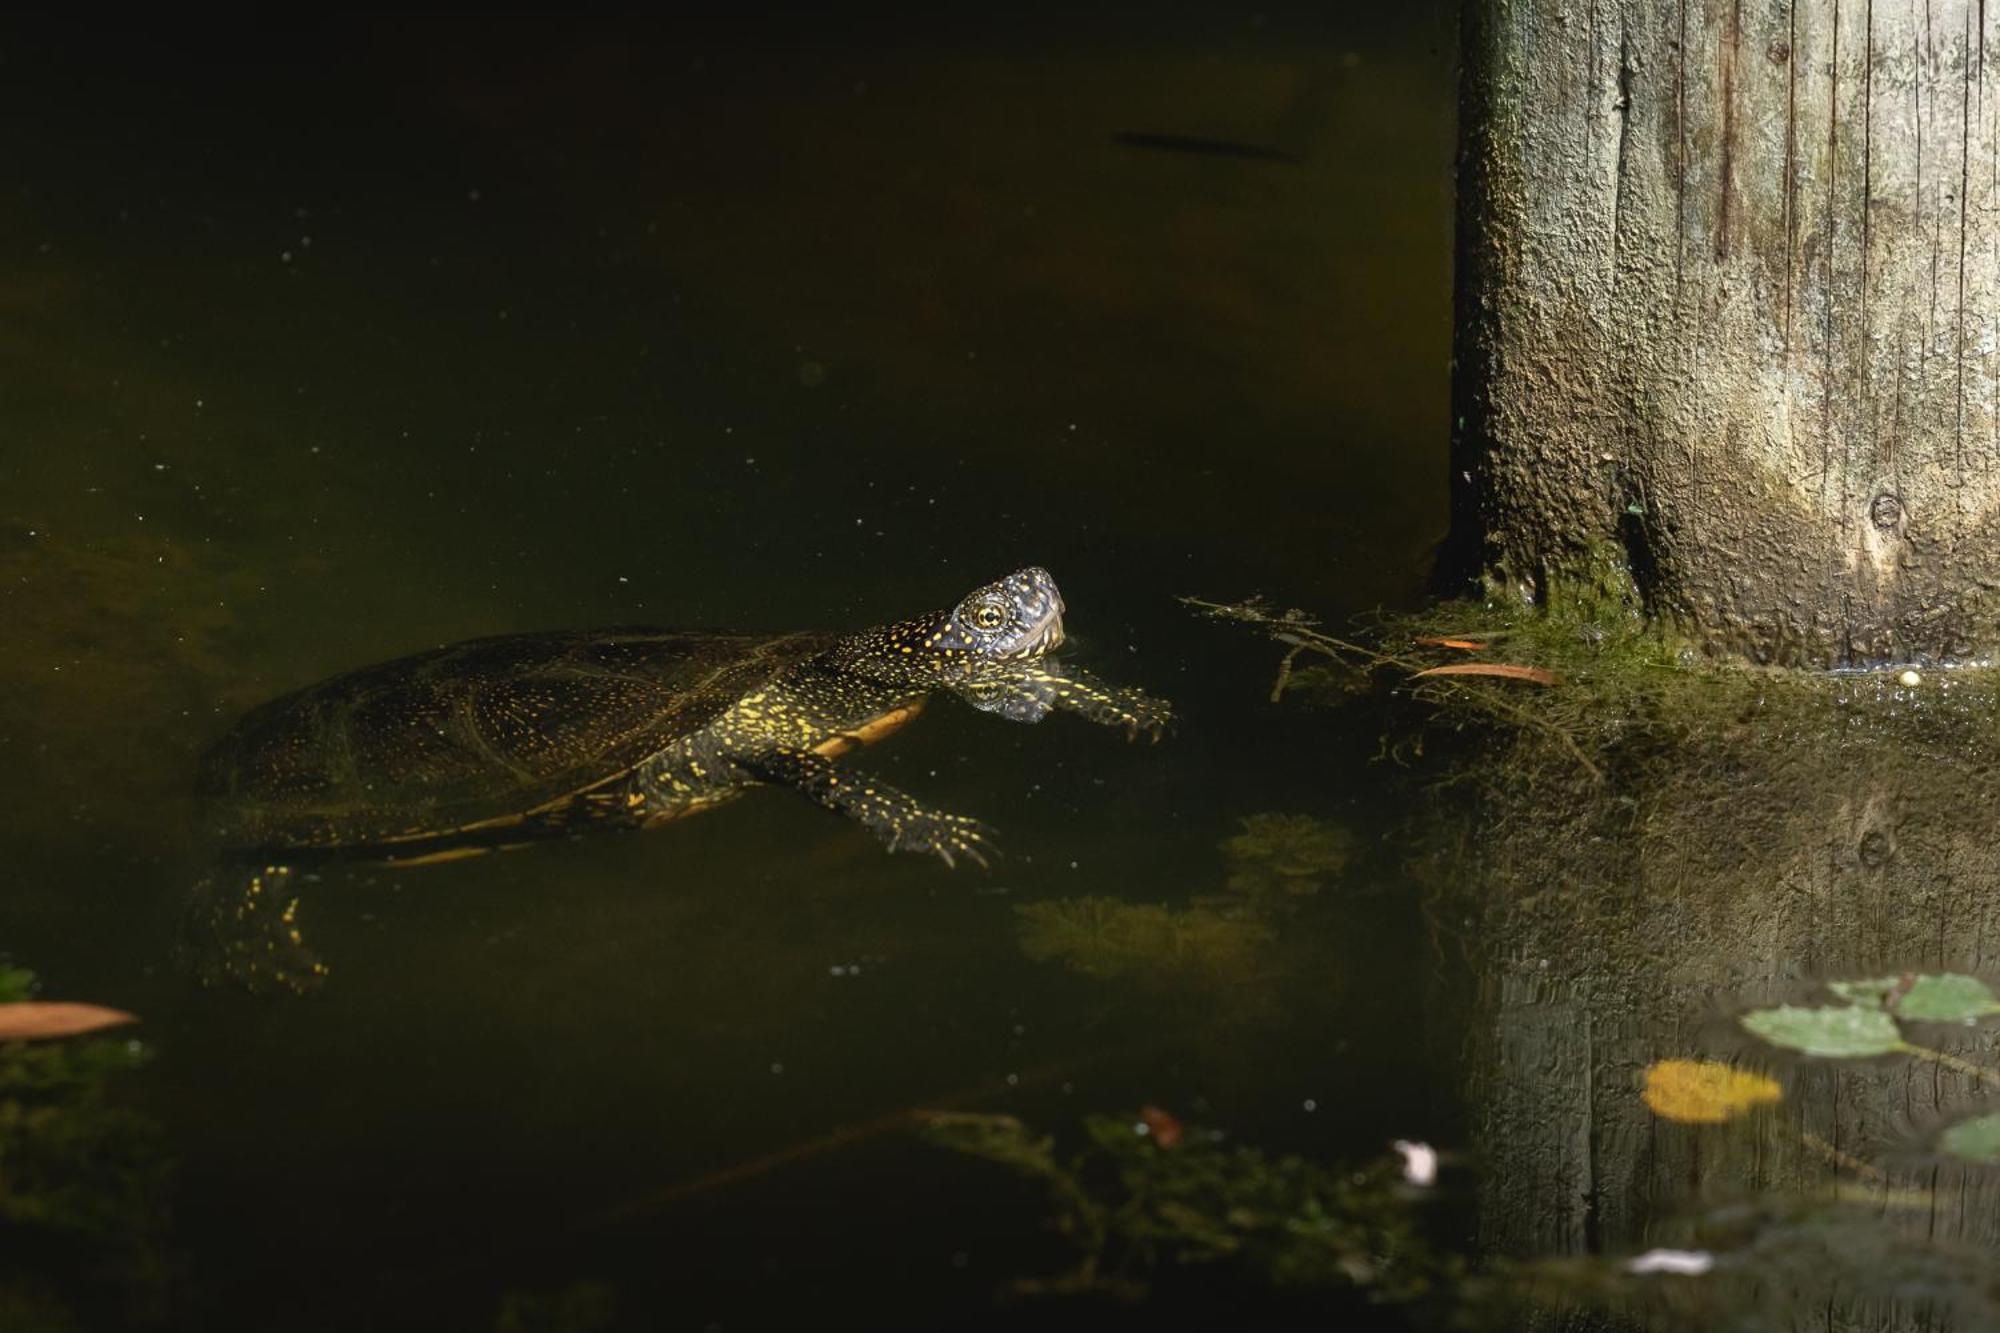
[938,567,1066,660]
[841,567,1067,683]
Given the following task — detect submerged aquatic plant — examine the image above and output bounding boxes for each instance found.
[917,1110,1453,1303]
[1013,812,1364,1043]
[1014,897,1272,989]
[1218,813,1356,904]
[1015,812,1356,985]
[494,1279,618,1333]
[0,965,170,1327]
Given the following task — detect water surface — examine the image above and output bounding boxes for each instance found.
[2,16,1461,1330]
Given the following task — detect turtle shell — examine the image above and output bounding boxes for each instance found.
[199,628,836,854]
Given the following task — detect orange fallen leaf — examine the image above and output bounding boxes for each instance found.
[1410,663,1560,686]
[0,1001,138,1041]
[1415,637,1488,651]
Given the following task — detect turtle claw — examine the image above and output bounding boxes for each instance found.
[1120,693,1174,743]
[889,811,999,870]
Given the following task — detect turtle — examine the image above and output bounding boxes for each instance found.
[188,566,1170,988]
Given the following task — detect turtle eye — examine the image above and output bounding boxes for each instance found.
[969,601,1008,632]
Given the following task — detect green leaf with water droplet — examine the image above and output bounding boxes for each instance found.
[1939,1112,2000,1163]
[1826,973,2000,1022]
[1740,1005,1904,1057]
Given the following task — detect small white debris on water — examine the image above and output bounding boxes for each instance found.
[1898,669,1922,687]
[1624,1249,1714,1276]
[768,1061,784,1075]
[1393,1140,1438,1187]
[1303,1098,1318,1112]
[1133,1120,1150,1136]
[1005,1073,1019,1086]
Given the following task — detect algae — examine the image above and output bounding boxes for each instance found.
[1217,812,1357,904]
[917,1109,1454,1303]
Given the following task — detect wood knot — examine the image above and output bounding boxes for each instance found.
[1869,493,1904,531]
[1858,828,1893,868]
[1765,39,1791,64]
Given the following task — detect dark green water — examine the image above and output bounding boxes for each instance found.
[2,16,1462,1331]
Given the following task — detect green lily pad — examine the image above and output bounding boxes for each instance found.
[1939,1112,2000,1163]
[1826,973,2000,1023]
[1740,1005,1904,1058]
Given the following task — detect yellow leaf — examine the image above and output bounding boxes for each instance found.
[1642,1059,1781,1124]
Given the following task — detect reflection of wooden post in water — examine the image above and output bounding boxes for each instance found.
[1430,689,2000,1317]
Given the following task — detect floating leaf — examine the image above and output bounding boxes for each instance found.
[1740,1005,1903,1058]
[1826,976,1907,1007]
[0,1002,138,1041]
[1409,663,1559,686]
[1939,1112,2000,1163]
[1829,973,2000,1023]
[1641,1059,1782,1124]
[1414,637,1488,651]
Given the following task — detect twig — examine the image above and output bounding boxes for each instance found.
[578,1040,1165,1229]
[1800,1129,1890,1184]
[1269,642,1308,703]
[1899,1041,2000,1090]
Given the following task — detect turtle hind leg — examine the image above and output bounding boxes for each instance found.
[736,748,997,869]
[181,864,329,995]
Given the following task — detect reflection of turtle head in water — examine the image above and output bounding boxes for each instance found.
[186,568,1171,991]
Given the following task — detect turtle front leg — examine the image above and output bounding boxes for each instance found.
[736,748,995,868]
[956,662,1172,740]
